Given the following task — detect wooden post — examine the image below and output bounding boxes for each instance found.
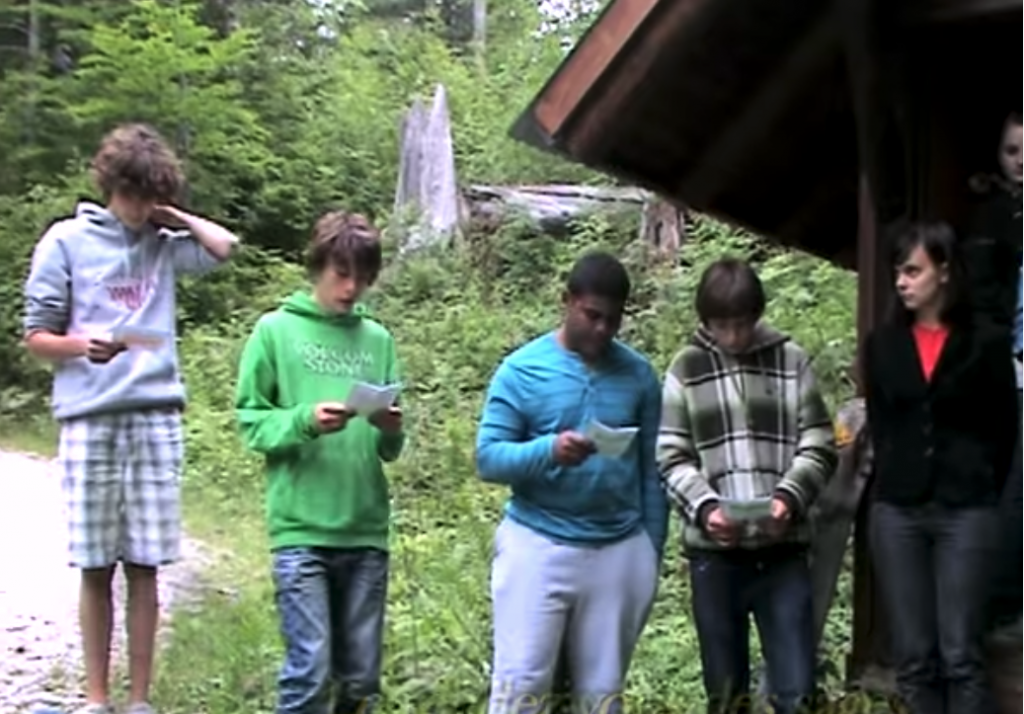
[848,175,896,692]
[839,0,901,692]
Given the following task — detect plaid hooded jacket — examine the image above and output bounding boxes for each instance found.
[656,323,838,552]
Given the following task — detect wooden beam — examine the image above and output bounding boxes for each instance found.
[674,9,840,207]
[899,0,1021,24]
[564,0,717,163]
[533,0,664,138]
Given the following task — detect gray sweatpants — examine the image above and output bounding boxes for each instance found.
[487,517,659,714]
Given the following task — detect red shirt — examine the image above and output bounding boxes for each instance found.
[912,323,949,382]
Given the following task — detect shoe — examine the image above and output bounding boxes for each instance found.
[123,704,157,714]
[72,705,115,714]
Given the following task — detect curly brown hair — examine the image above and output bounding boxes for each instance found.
[90,123,184,203]
[306,211,383,283]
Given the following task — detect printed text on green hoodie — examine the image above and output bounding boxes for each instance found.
[235,291,405,552]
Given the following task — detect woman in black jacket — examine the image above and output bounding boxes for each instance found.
[863,220,1018,714]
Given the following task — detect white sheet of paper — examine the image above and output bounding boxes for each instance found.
[110,326,171,349]
[720,498,773,523]
[345,382,401,417]
[583,420,639,458]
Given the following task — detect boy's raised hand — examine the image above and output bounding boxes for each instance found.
[314,402,353,434]
[150,204,191,229]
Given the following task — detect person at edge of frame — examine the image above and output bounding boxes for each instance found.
[234,211,406,714]
[961,110,1021,336]
[989,255,1023,634]
[862,219,1017,714]
[475,251,669,714]
[21,122,240,714]
[656,257,838,714]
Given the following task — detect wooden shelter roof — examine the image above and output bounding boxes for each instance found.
[510,0,1021,270]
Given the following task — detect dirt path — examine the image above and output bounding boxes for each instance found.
[0,450,210,713]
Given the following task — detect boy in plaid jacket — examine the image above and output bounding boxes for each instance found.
[657,258,837,714]
[22,123,239,714]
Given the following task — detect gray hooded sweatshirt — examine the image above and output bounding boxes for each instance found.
[22,201,224,421]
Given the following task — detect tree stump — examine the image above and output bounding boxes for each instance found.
[639,197,685,260]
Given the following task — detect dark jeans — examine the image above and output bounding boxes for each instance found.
[689,546,815,714]
[869,502,1000,714]
[990,393,1022,627]
[272,546,389,714]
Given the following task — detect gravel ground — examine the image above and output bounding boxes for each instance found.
[0,450,210,714]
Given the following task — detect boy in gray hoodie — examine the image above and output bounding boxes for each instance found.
[21,123,239,714]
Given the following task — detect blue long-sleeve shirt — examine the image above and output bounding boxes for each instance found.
[1014,263,1022,390]
[1014,263,1022,358]
[475,331,669,557]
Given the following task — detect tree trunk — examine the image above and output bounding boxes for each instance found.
[472,0,486,65]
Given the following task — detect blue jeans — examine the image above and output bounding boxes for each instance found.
[870,502,1000,714]
[272,546,389,714]
[689,546,815,714]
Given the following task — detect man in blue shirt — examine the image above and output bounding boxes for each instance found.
[476,251,668,714]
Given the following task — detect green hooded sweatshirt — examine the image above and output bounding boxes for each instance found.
[234,290,405,552]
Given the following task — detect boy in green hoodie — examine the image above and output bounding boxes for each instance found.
[234,211,405,714]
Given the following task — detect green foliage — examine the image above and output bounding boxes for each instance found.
[65,0,271,216]
[0,0,599,253]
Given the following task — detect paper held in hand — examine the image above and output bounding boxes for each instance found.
[583,419,639,458]
[345,382,401,417]
[110,325,171,349]
[719,498,773,523]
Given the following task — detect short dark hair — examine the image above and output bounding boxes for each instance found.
[566,251,631,305]
[884,218,970,326]
[90,123,184,203]
[695,258,766,323]
[306,211,382,283]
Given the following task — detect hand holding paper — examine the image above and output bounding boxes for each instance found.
[369,406,402,434]
[110,325,171,350]
[553,431,596,466]
[718,498,774,523]
[85,337,127,364]
[345,382,401,417]
[583,419,639,458]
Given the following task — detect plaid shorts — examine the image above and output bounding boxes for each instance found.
[58,408,184,569]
